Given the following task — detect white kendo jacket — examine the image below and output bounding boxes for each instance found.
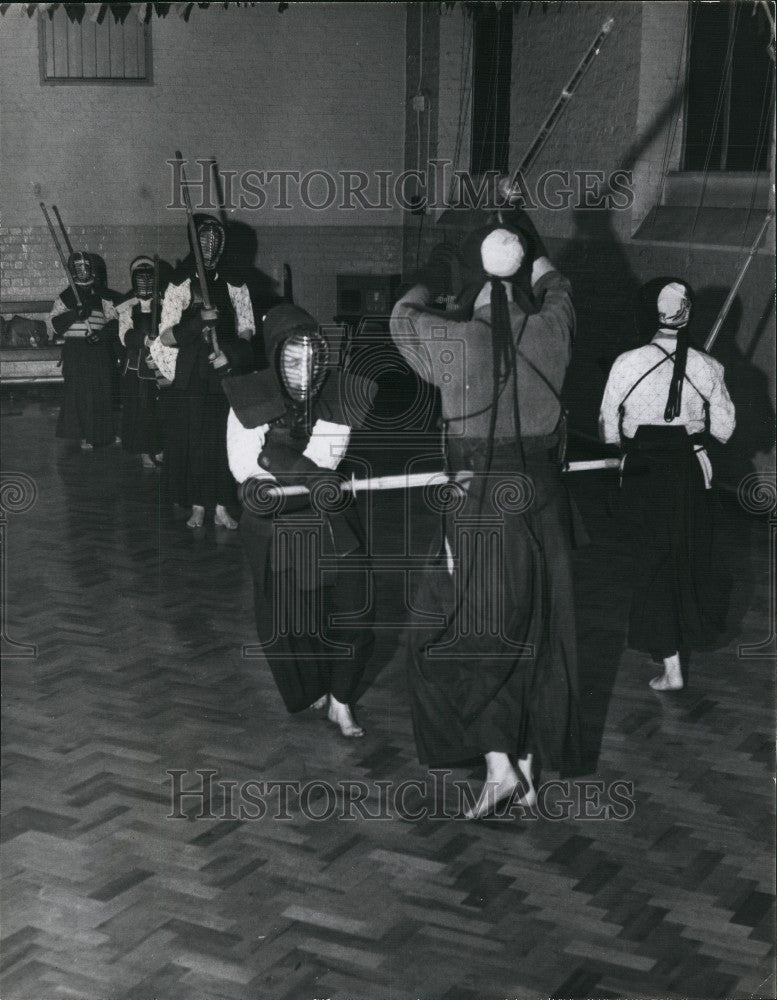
[599,331,736,487]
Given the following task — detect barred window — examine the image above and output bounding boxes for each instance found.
[470,5,513,176]
[39,7,152,84]
[684,1,774,172]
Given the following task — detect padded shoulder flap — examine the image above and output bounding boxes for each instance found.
[222,369,287,428]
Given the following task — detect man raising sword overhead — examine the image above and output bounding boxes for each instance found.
[391,225,582,819]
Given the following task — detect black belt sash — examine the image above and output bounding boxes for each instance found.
[623,424,705,457]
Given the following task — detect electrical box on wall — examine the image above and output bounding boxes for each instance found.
[336,274,401,318]
[411,93,427,113]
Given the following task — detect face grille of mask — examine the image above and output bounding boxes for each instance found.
[132,267,154,299]
[197,222,225,270]
[279,331,329,403]
[69,252,94,286]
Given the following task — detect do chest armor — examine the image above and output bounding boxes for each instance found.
[128,305,158,380]
[172,275,238,388]
[181,275,237,339]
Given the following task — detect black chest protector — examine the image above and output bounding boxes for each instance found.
[262,415,311,463]
[130,305,152,338]
[61,286,102,315]
[181,274,237,342]
[126,304,157,379]
[176,274,238,386]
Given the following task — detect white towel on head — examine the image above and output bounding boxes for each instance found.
[657,282,690,327]
[480,228,524,278]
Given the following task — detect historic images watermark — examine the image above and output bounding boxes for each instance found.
[167,158,634,214]
[0,471,39,659]
[238,319,544,660]
[166,769,637,823]
[737,471,777,659]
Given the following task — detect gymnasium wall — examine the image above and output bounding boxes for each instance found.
[0,3,407,321]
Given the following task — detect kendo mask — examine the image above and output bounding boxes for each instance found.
[194,216,225,271]
[68,251,94,289]
[130,255,155,300]
[280,330,330,404]
[263,304,330,408]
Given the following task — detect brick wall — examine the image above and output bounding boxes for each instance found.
[0,223,403,325]
[0,4,408,321]
[412,1,775,479]
[2,3,774,478]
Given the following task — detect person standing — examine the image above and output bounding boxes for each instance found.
[49,252,120,451]
[599,278,736,691]
[391,226,582,818]
[116,256,168,469]
[157,215,255,529]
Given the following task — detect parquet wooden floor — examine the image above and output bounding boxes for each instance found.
[1,397,774,1000]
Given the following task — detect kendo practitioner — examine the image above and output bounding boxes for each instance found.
[49,252,121,450]
[225,303,376,738]
[599,279,736,692]
[391,225,582,819]
[116,256,168,468]
[158,215,255,529]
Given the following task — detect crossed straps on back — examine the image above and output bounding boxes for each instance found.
[617,343,710,441]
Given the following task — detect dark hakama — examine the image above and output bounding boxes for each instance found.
[120,373,160,455]
[163,383,234,508]
[56,339,117,447]
[161,275,251,510]
[240,504,374,712]
[119,312,162,456]
[621,426,728,660]
[407,438,582,773]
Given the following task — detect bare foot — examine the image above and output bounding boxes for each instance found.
[141,453,155,469]
[310,695,328,710]
[464,765,537,820]
[651,653,683,691]
[154,451,164,463]
[649,672,684,691]
[328,696,365,738]
[214,504,238,530]
[186,504,205,529]
[80,440,93,451]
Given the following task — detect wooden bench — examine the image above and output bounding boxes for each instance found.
[0,299,63,385]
